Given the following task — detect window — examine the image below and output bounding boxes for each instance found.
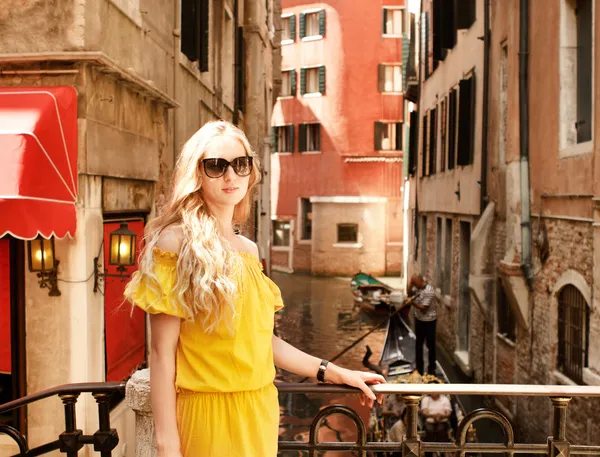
[383,7,406,36]
[448,88,457,169]
[440,98,447,172]
[435,218,443,287]
[281,14,296,43]
[272,220,291,247]
[300,9,326,39]
[374,122,403,151]
[300,198,312,240]
[337,224,358,243]
[378,64,403,93]
[421,12,430,79]
[457,73,475,166]
[408,110,419,175]
[299,123,321,152]
[181,0,210,71]
[558,285,590,383]
[280,70,297,97]
[301,66,326,95]
[497,279,516,342]
[420,215,427,274]
[455,0,476,30]
[428,107,437,175]
[560,0,593,152]
[443,219,452,295]
[271,125,294,153]
[421,112,428,176]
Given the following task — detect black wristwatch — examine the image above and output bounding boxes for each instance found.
[317,359,330,383]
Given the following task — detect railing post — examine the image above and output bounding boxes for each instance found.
[93,392,120,457]
[401,394,422,457]
[126,368,157,457]
[548,397,572,457]
[58,393,84,457]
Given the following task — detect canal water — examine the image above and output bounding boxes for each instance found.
[273,271,391,457]
[273,271,505,456]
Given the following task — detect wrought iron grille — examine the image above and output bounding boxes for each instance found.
[557,284,590,384]
[3,382,600,457]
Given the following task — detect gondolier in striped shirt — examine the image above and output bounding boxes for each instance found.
[407,275,437,375]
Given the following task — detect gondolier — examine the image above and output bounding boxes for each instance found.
[407,275,437,375]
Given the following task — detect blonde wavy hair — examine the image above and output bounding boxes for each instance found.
[124,121,262,333]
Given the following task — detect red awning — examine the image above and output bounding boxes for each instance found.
[0,86,78,240]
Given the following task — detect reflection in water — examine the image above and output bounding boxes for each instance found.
[274,272,390,457]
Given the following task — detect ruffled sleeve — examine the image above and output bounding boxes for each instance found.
[126,248,189,319]
[265,275,285,312]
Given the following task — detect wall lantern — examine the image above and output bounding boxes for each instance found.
[27,235,61,296]
[94,223,137,293]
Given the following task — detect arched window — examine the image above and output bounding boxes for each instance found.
[557,285,590,384]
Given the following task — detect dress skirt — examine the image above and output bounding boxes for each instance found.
[176,383,280,457]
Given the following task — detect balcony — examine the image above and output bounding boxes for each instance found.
[1,368,600,457]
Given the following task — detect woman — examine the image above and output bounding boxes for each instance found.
[124,121,385,457]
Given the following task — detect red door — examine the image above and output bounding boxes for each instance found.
[0,239,10,375]
[103,220,146,382]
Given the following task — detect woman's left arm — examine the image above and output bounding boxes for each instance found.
[272,335,385,407]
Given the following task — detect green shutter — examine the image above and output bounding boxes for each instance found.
[374,122,383,150]
[271,127,278,153]
[298,124,306,152]
[299,13,306,39]
[396,122,403,150]
[318,66,326,94]
[319,9,326,36]
[291,70,297,96]
[378,64,385,92]
[382,8,388,34]
[290,14,296,41]
[402,33,410,91]
[300,68,307,95]
[288,124,295,152]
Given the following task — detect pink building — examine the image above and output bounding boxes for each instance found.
[270,0,410,276]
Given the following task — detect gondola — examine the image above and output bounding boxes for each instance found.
[364,312,477,456]
[350,272,405,314]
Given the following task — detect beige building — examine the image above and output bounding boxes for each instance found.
[0,0,280,455]
[406,0,600,444]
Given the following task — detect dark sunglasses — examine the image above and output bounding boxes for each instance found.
[201,156,253,179]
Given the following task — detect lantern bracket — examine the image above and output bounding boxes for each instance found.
[37,260,62,297]
[93,257,132,294]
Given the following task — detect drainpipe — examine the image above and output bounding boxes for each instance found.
[173,0,181,169]
[480,0,490,214]
[519,0,534,288]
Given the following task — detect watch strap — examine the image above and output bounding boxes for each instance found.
[317,359,329,383]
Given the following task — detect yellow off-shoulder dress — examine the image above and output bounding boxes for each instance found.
[129,248,284,457]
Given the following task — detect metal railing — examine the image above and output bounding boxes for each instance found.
[2,382,600,457]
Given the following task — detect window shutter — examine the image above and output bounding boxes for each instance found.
[440,0,456,49]
[318,66,326,94]
[271,127,278,153]
[235,27,246,114]
[290,14,296,41]
[199,0,209,72]
[421,12,429,78]
[291,70,297,96]
[298,124,306,152]
[457,75,474,166]
[299,13,306,39]
[378,64,385,92]
[181,0,199,61]
[374,122,383,150]
[319,9,326,36]
[432,0,442,62]
[288,124,295,152]
[396,122,403,151]
[382,8,388,34]
[422,112,428,176]
[300,68,307,95]
[402,34,410,90]
[448,88,457,169]
[429,108,437,174]
[455,0,476,30]
[315,123,321,150]
[408,110,418,175]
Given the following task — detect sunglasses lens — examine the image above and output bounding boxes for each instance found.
[232,157,253,176]
[204,159,227,178]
